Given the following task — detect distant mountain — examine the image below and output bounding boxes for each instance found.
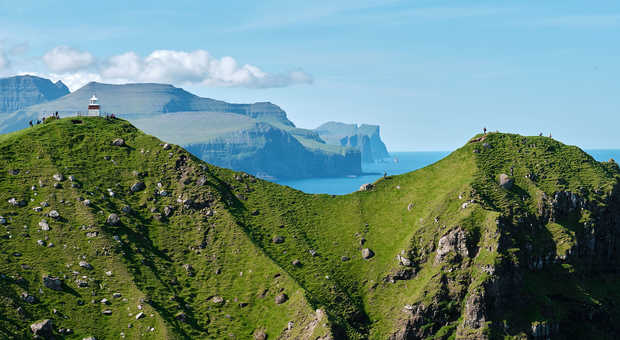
[0,75,69,113]
[0,81,362,179]
[315,121,390,163]
[5,82,293,126]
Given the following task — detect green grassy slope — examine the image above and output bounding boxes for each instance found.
[1,120,620,339]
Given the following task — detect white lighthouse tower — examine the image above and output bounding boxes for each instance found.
[88,94,101,116]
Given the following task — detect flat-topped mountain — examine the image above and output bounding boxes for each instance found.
[1,118,619,339]
[315,121,390,163]
[0,75,69,113]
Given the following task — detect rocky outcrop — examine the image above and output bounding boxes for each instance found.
[435,227,469,264]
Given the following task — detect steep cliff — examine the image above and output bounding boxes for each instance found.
[315,121,390,163]
[0,75,69,113]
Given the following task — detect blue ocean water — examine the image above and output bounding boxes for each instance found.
[274,150,620,195]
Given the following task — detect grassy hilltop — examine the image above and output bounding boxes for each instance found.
[1,117,620,339]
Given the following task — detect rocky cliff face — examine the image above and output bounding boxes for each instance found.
[315,122,390,163]
[0,75,69,113]
[185,123,361,179]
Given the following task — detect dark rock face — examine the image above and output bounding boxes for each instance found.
[315,122,390,163]
[185,123,361,180]
[0,75,68,113]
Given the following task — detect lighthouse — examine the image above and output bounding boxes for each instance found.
[87,94,101,116]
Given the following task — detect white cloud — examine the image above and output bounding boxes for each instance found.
[43,46,95,72]
[41,48,312,90]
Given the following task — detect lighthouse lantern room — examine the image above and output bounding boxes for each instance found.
[88,94,101,116]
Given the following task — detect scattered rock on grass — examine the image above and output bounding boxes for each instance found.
[275,293,288,304]
[362,248,375,259]
[43,276,63,291]
[112,138,125,146]
[30,319,53,338]
[498,174,514,189]
[79,261,93,270]
[49,210,60,219]
[130,182,145,192]
[106,214,120,225]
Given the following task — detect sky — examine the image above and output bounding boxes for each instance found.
[0,0,619,151]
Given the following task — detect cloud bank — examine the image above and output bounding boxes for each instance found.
[43,46,95,73]
[40,48,312,91]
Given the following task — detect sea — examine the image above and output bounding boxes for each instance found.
[274,150,620,195]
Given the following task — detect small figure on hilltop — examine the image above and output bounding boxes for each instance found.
[539,132,543,137]
[549,133,552,138]
[55,111,59,119]
[483,127,487,135]
[29,120,33,127]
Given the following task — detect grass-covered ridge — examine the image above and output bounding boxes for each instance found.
[1,119,619,339]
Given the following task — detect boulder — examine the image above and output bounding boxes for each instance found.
[30,319,53,338]
[135,312,145,320]
[111,138,125,146]
[275,293,288,304]
[292,259,301,267]
[83,337,97,340]
[359,183,374,191]
[163,143,171,150]
[121,205,132,214]
[79,261,93,270]
[53,173,64,181]
[130,182,146,192]
[362,248,375,259]
[82,199,91,206]
[211,296,224,305]
[49,210,60,219]
[498,174,514,190]
[272,235,285,244]
[254,329,267,340]
[163,206,174,217]
[43,275,63,291]
[106,213,120,225]
[102,309,112,315]
[341,256,350,262]
[0,216,6,225]
[8,198,26,207]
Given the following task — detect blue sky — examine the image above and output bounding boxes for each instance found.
[0,0,619,150]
